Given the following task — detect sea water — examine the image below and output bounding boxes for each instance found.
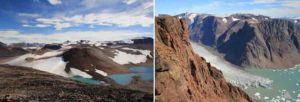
[245,65,300,102]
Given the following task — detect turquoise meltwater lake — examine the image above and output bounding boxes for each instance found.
[71,75,104,85]
[245,65,300,102]
[108,66,153,85]
[71,66,153,86]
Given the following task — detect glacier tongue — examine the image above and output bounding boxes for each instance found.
[190,42,272,88]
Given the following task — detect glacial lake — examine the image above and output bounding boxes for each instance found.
[109,66,153,85]
[71,66,153,85]
[71,75,103,85]
[245,65,300,102]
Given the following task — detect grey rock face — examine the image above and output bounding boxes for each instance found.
[183,13,300,68]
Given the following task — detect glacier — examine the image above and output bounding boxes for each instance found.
[190,42,273,88]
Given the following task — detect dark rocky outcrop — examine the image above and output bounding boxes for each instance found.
[0,42,27,57]
[0,65,152,102]
[62,47,128,75]
[155,16,251,102]
[132,37,153,45]
[42,44,62,50]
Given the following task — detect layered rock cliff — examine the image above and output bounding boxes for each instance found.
[181,13,300,68]
[218,19,300,68]
[155,16,251,102]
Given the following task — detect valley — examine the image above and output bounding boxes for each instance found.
[179,12,300,102]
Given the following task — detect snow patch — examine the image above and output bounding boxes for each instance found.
[122,47,152,58]
[32,51,64,59]
[95,69,108,76]
[222,18,227,23]
[232,17,239,21]
[5,55,69,77]
[5,53,93,78]
[111,50,148,64]
[70,68,92,78]
[188,13,197,24]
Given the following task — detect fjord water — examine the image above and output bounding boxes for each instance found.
[190,42,300,101]
[245,65,300,101]
[109,66,153,85]
[190,42,272,87]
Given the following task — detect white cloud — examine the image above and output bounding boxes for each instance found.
[243,7,300,17]
[48,0,62,5]
[20,0,153,30]
[32,11,152,30]
[123,0,137,5]
[18,13,40,18]
[22,24,31,27]
[241,0,300,18]
[81,0,120,8]
[254,0,276,4]
[54,23,72,30]
[36,24,50,28]
[0,30,152,43]
[282,1,300,8]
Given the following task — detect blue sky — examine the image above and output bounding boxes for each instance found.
[156,0,300,17]
[0,0,153,43]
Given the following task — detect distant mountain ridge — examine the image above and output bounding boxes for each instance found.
[0,37,153,93]
[176,13,300,68]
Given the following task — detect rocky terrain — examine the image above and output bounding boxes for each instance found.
[0,37,153,97]
[0,42,27,58]
[155,16,251,102]
[178,13,300,68]
[0,65,152,102]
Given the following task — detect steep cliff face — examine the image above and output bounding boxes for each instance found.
[184,13,300,68]
[217,19,300,68]
[155,16,251,102]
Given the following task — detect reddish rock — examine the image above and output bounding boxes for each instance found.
[155,16,251,102]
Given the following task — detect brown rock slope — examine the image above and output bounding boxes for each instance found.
[0,65,152,102]
[155,16,251,102]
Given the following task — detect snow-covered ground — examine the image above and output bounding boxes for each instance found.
[3,50,96,79]
[70,68,92,78]
[190,42,272,88]
[5,54,70,77]
[232,17,239,21]
[222,17,227,23]
[95,69,108,76]
[122,47,152,58]
[111,48,151,64]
